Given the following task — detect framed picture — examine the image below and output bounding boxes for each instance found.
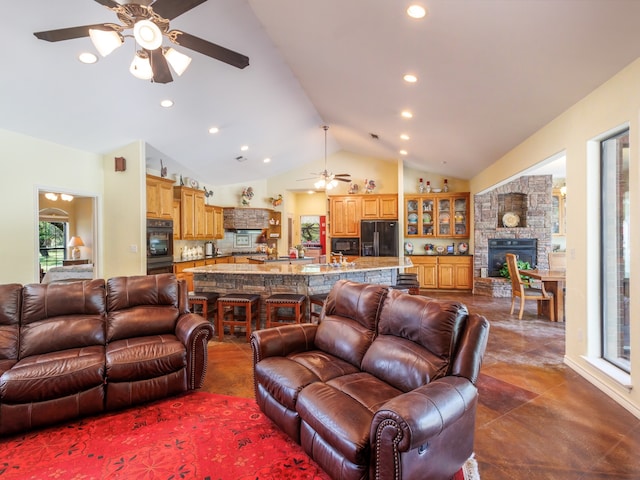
[234,233,250,248]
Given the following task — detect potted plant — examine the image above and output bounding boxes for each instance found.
[499,259,531,280]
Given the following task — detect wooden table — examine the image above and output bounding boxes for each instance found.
[519,269,566,322]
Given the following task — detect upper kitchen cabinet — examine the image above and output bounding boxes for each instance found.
[146,175,175,219]
[329,196,361,237]
[361,194,398,219]
[174,186,205,240]
[212,206,224,239]
[405,193,469,238]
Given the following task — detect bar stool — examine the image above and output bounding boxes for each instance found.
[265,294,307,328]
[392,273,420,295]
[216,293,261,341]
[308,292,328,323]
[188,292,219,322]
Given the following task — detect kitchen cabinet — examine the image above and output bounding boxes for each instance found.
[329,196,361,237]
[146,175,175,219]
[268,211,281,239]
[173,186,205,240]
[438,256,473,290]
[405,256,438,289]
[212,206,224,239]
[361,194,398,219]
[552,188,566,236]
[204,206,215,239]
[407,255,472,290]
[172,200,181,239]
[405,193,469,238]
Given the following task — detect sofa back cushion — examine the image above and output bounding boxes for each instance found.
[106,274,180,342]
[0,284,22,362]
[20,279,106,358]
[315,280,387,368]
[362,289,468,392]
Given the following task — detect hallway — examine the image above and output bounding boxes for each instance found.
[203,292,640,479]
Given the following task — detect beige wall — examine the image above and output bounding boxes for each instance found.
[470,57,640,418]
[0,129,103,284]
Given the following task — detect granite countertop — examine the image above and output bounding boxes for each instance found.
[173,254,233,263]
[186,257,409,276]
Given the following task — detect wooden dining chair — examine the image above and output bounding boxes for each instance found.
[506,253,555,321]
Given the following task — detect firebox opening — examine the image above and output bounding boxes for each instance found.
[488,238,537,277]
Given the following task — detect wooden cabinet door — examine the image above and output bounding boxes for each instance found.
[378,195,398,219]
[361,196,380,219]
[194,191,206,239]
[213,206,224,239]
[172,200,181,239]
[409,257,438,288]
[204,205,215,239]
[330,196,361,237]
[180,189,196,239]
[454,261,473,289]
[146,175,174,219]
[437,262,456,289]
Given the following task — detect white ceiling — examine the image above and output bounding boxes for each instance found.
[3,0,640,186]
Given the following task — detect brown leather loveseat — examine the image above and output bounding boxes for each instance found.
[0,273,213,436]
[251,280,489,480]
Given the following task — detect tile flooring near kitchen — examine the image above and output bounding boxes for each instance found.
[202,292,640,480]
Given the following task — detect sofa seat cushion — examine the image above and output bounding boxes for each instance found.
[0,346,105,403]
[255,357,321,410]
[106,334,186,382]
[326,372,402,412]
[289,350,361,381]
[297,382,373,466]
[0,359,16,377]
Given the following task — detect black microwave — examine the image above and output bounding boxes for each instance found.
[330,238,360,256]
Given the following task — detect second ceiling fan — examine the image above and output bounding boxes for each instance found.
[34,0,249,84]
[300,126,351,190]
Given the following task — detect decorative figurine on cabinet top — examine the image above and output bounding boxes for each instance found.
[364,179,376,194]
[241,186,254,206]
[269,194,283,207]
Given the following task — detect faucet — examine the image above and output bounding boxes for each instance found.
[330,252,344,264]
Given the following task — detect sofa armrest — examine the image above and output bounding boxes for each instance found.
[175,313,214,389]
[371,376,477,453]
[250,324,318,364]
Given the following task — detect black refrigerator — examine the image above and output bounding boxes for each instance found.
[360,221,399,257]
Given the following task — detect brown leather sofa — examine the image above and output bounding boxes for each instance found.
[251,280,489,480]
[0,273,213,436]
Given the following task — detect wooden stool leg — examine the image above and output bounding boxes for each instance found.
[217,303,224,341]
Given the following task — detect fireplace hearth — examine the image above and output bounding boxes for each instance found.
[487,238,537,277]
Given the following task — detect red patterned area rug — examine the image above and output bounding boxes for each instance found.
[0,392,477,479]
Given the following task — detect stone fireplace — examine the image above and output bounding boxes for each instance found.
[473,175,553,296]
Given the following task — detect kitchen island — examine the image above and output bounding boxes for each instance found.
[186,257,410,325]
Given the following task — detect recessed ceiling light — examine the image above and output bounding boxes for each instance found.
[399,150,408,156]
[240,145,249,151]
[403,74,418,83]
[263,158,271,163]
[407,5,427,19]
[160,99,174,108]
[78,52,97,64]
[400,134,410,140]
[307,190,315,195]
[401,110,413,119]
[208,126,219,134]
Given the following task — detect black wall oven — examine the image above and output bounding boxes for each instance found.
[147,219,174,274]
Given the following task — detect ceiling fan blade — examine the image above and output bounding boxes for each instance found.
[335,177,351,182]
[152,0,208,20]
[334,174,351,177]
[169,31,249,69]
[149,49,173,84]
[93,0,120,9]
[34,24,108,42]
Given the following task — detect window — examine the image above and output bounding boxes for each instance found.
[39,220,67,272]
[600,129,630,372]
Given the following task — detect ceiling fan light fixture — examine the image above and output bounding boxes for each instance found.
[164,47,191,76]
[129,51,153,80]
[89,28,123,57]
[133,19,163,50]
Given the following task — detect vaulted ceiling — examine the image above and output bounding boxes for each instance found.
[3,0,640,186]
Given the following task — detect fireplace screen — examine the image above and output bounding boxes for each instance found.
[488,238,537,277]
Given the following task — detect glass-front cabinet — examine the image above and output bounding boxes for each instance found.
[405,193,469,238]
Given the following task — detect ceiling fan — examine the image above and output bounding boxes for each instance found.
[33,0,249,84]
[299,125,351,190]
